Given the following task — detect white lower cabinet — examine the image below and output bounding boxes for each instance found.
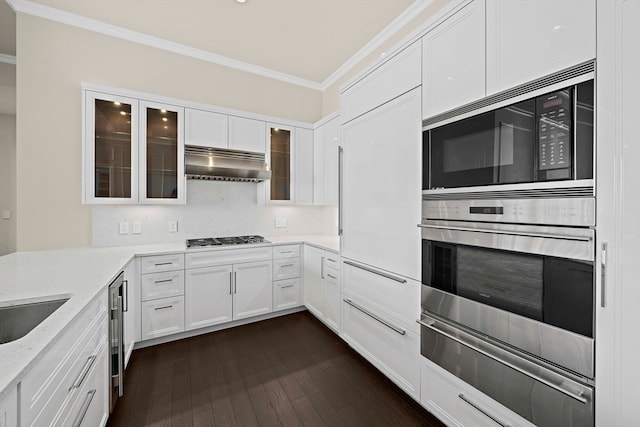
[0,385,17,427]
[273,278,301,311]
[21,291,108,427]
[141,296,185,340]
[273,244,302,311]
[123,258,140,367]
[185,264,234,329]
[421,357,535,427]
[233,260,273,319]
[303,245,341,333]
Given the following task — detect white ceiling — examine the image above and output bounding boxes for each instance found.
[2,0,435,86]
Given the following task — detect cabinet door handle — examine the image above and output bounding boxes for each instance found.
[343,260,406,283]
[123,279,129,312]
[343,298,405,336]
[154,305,173,311]
[229,271,233,295]
[458,394,511,427]
[338,146,343,236]
[280,284,294,289]
[154,262,173,266]
[601,242,607,308]
[154,279,173,284]
[320,257,325,279]
[234,271,237,294]
[69,355,97,391]
[326,258,337,264]
[72,389,96,427]
[327,273,337,279]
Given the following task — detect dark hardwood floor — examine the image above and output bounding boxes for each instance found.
[107,311,444,427]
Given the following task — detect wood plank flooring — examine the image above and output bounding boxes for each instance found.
[107,311,444,427]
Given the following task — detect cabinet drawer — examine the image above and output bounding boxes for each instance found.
[341,259,420,333]
[140,253,184,274]
[421,358,535,427]
[141,296,185,340]
[186,247,272,269]
[341,40,421,124]
[273,244,301,260]
[273,257,301,280]
[324,252,340,270]
[56,343,108,427]
[141,270,184,301]
[341,297,420,399]
[273,278,301,311]
[21,294,107,427]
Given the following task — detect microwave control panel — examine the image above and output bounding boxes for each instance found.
[537,89,572,172]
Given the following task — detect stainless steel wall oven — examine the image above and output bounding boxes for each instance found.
[419,62,596,427]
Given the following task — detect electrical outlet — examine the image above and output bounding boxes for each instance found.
[1,210,10,220]
[168,221,178,233]
[274,218,287,228]
[132,222,142,234]
[119,222,129,235]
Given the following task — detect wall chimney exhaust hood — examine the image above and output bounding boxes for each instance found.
[185,145,271,182]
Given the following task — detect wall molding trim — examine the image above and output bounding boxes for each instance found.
[0,54,16,65]
[6,0,438,92]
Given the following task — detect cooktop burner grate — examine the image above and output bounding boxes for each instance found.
[186,235,268,248]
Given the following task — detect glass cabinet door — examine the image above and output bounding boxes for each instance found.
[85,92,138,204]
[269,125,292,202]
[139,101,185,204]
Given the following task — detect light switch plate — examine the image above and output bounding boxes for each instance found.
[168,221,178,233]
[119,222,129,235]
[132,222,142,234]
[274,218,287,228]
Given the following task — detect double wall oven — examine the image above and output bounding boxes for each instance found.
[419,62,596,427]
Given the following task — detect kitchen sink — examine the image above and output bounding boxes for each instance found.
[0,298,69,344]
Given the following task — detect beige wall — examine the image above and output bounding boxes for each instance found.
[16,14,323,251]
[322,0,449,116]
[0,114,16,255]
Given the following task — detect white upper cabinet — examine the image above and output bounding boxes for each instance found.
[341,40,421,124]
[139,101,186,204]
[313,116,340,206]
[422,0,485,119]
[184,108,228,149]
[84,91,139,204]
[294,127,314,205]
[486,0,596,95]
[228,116,266,153]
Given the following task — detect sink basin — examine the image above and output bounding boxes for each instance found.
[0,298,69,344]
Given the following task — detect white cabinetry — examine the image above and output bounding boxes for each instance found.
[0,386,17,427]
[341,41,421,124]
[422,0,485,118]
[303,245,341,333]
[185,108,228,149]
[184,247,273,329]
[21,292,108,427]
[313,115,340,206]
[486,0,596,95]
[340,260,421,400]
[341,88,422,280]
[139,253,185,340]
[421,357,535,427]
[272,244,302,312]
[229,116,265,153]
[123,258,140,367]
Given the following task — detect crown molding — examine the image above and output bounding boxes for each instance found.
[6,0,323,90]
[320,0,435,90]
[0,54,17,65]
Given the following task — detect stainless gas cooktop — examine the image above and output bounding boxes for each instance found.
[186,235,269,248]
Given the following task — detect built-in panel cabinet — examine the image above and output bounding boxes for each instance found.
[184,108,228,149]
[313,115,340,206]
[486,0,596,95]
[303,245,341,333]
[422,0,485,118]
[229,116,266,153]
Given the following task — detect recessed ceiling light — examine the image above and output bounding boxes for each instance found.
[236,0,246,3]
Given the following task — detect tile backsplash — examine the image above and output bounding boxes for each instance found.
[92,180,338,247]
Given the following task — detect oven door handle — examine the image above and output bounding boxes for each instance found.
[417,316,590,404]
[417,223,592,242]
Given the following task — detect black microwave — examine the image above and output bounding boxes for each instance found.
[423,79,594,190]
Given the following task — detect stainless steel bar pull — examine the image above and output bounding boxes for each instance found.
[601,242,607,308]
[458,394,511,427]
[69,355,97,391]
[418,223,592,242]
[72,389,97,427]
[344,299,405,336]
[338,146,343,236]
[343,260,407,283]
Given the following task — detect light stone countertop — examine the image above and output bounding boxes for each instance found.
[0,235,338,399]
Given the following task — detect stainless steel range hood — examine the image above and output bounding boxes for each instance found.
[185,145,271,182]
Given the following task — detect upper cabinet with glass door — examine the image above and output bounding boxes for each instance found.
[139,101,185,204]
[268,124,292,203]
[84,91,139,204]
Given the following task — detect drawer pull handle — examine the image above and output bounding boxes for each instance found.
[327,273,337,279]
[280,263,294,268]
[458,394,511,427]
[72,389,96,427]
[343,298,405,336]
[343,260,406,284]
[154,262,173,266]
[69,355,97,391]
[279,250,294,254]
[326,258,338,263]
[154,279,173,284]
[280,284,295,289]
[154,305,173,311]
